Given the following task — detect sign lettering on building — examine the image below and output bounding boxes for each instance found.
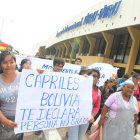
[56,0,122,37]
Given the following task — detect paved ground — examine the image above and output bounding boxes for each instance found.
[23,125,140,140]
[23,127,91,140]
[23,132,45,140]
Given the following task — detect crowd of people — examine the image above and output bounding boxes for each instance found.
[0,50,140,140]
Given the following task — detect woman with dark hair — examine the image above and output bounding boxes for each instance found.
[0,51,23,140]
[99,79,115,111]
[19,59,31,72]
[86,69,101,135]
[68,68,99,140]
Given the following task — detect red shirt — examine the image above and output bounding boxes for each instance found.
[92,86,101,116]
[134,84,140,99]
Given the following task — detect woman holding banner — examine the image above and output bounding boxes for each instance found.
[0,51,23,140]
[68,68,101,140]
[98,80,138,140]
[86,69,102,135]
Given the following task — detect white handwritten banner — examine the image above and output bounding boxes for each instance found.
[89,63,118,86]
[14,70,93,133]
[15,55,81,74]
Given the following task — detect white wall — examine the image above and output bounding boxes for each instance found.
[36,0,140,49]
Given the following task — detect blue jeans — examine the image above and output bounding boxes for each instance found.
[68,123,89,140]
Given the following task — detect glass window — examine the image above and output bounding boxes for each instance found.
[110,33,132,63]
[68,46,72,58]
[93,38,106,56]
[63,47,66,57]
[135,46,140,65]
[82,40,90,56]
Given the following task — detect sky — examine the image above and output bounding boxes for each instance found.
[0,0,102,56]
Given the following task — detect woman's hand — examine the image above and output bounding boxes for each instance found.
[88,115,94,123]
[98,117,104,127]
[98,105,108,127]
[36,69,45,74]
[3,119,17,129]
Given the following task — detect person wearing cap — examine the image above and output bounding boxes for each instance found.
[118,74,129,85]
[79,65,88,75]
[98,80,138,140]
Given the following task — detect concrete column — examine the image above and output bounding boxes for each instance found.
[76,38,84,56]
[86,35,96,56]
[102,32,114,57]
[125,27,140,74]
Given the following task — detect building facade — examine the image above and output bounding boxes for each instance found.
[36,0,140,76]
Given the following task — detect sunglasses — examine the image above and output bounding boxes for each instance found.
[92,74,99,78]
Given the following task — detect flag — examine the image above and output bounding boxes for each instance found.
[0,44,9,51]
